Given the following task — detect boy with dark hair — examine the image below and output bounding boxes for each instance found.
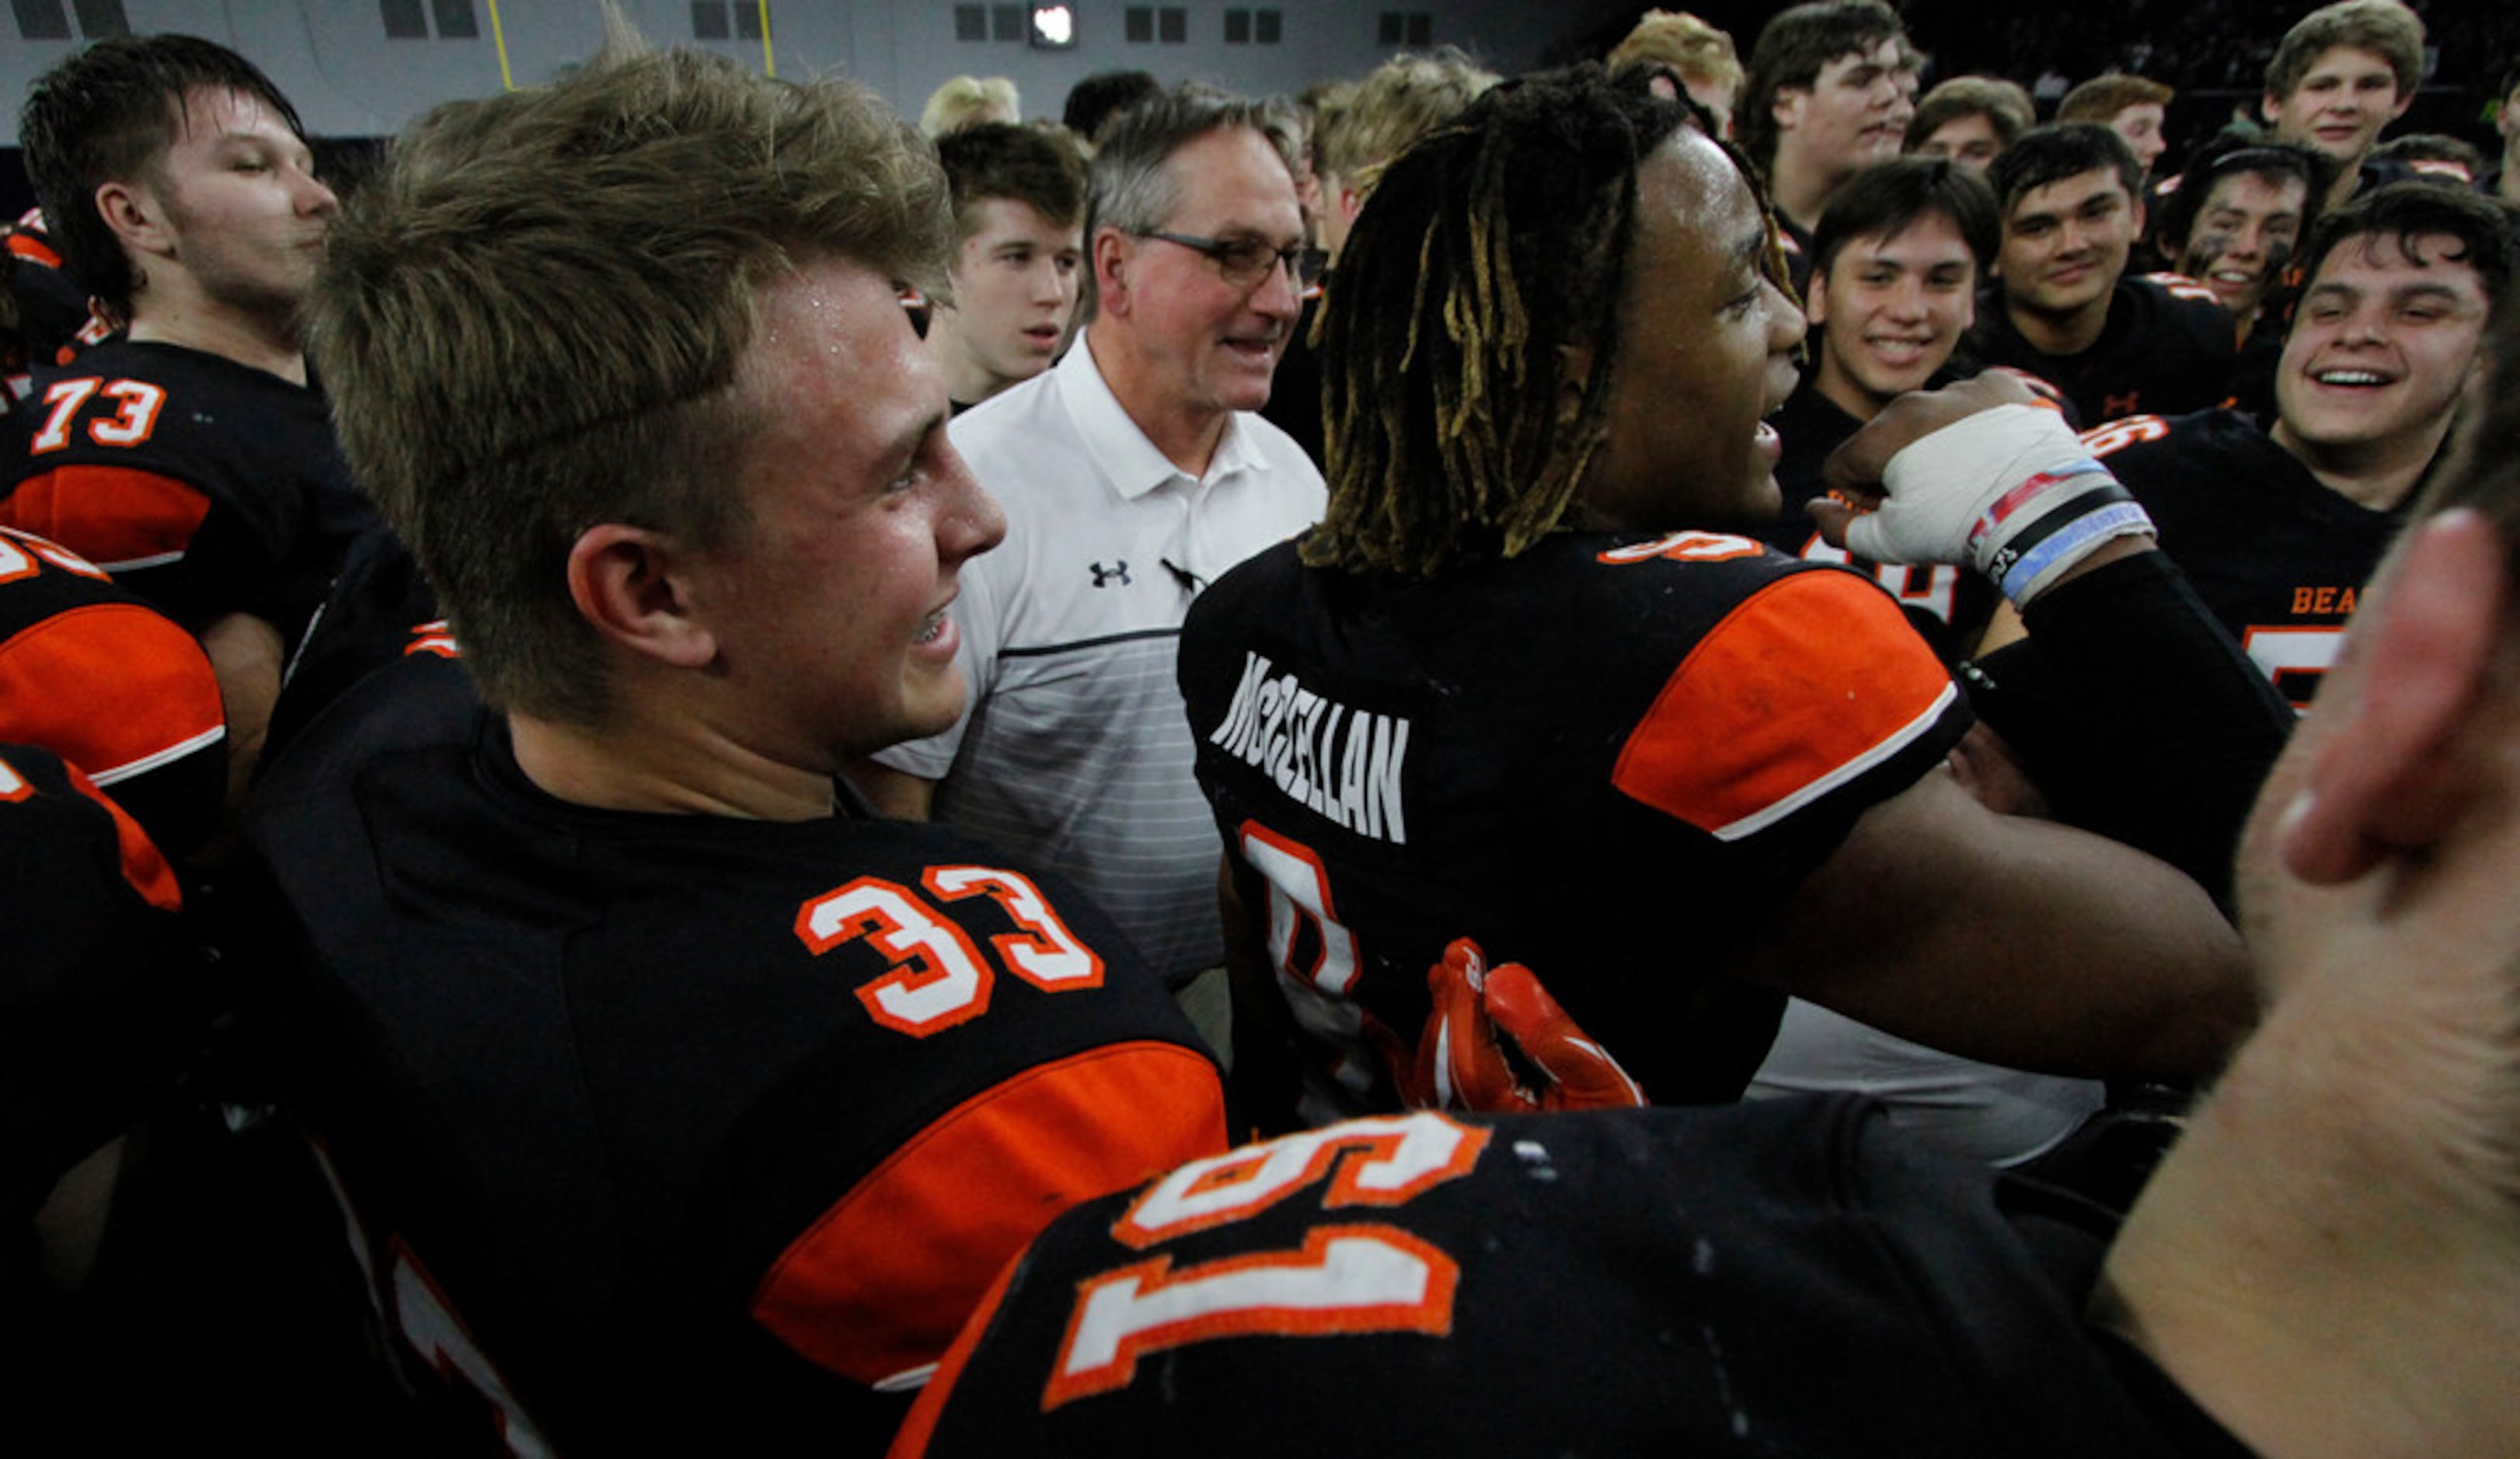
[1061,68,1160,146]
[928,122,1086,410]
[2152,138,2332,415]
[4,34,365,806]
[1971,122,2236,423]
[1903,75,2034,172]
[2090,181,2511,708]
[2057,73,2175,178]
[1736,0,1919,271]
[1761,157,1999,659]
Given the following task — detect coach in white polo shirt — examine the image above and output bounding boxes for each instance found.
[858,85,1325,1004]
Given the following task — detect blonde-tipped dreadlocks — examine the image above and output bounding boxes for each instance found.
[1305,65,1770,579]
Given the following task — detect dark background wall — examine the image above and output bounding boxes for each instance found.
[6,0,2511,222]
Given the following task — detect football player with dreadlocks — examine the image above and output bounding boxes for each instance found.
[1172,65,2260,1133]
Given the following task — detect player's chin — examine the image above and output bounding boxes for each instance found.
[1705,465,1783,531]
[895,667,971,743]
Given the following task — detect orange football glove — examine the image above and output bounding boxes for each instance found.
[1410,938,1646,1113]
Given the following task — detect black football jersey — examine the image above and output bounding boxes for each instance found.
[894,1100,2250,1458]
[0,524,226,855]
[1178,533,1971,1121]
[2086,409,2402,707]
[3,215,94,398]
[1966,273,2237,426]
[1762,378,1996,663]
[3,336,374,642]
[0,741,187,1228]
[263,520,442,765]
[240,653,1230,1455]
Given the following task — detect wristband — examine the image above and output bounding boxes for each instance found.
[1848,403,2152,606]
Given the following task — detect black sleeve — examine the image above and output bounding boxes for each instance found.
[1964,552,2294,908]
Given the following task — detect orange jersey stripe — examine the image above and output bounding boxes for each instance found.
[1612,571,1956,841]
[0,602,225,783]
[1,465,213,573]
[750,1039,1228,1387]
[60,758,183,912]
[5,232,62,269]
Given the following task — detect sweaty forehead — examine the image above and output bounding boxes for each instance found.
[1643,127,1756,235]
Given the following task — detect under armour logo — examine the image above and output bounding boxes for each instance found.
[1090,560,1132,588]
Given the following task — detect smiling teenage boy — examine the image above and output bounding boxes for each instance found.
[1968,123,2236,425]
[2091,182,2510,708]
[1736,0,1919,287]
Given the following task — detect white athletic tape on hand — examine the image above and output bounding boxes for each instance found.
[1846,403,2151,607]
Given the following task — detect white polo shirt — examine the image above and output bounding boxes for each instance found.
[874,334,1326,982]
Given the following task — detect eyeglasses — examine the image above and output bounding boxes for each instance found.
[1138,230,1329,292]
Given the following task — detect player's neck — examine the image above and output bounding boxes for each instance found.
[125,287,307,385]
[1813,356,1888,422]
[2271,415,2449,511]
[1766,151,1838,237]
[2004,289,2111,358]
[1087,322,1229,478]
[2322,164,2363,215]
[507,709,839,822]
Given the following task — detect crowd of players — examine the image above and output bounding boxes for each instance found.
[2,0,2518,1451]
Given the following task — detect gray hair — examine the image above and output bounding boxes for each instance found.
[1081,83,1297,316]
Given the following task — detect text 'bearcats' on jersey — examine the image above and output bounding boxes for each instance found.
[891,1101,2249,1457]
[2085,408,2401,708]
[239,650,1229,1457]
[1179,530,1972,1124]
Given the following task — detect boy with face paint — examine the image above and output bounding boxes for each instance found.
[2151,138,2334,416]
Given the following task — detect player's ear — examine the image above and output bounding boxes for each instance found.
[95,178,170,256]
[565,524,717,671]
[2260,91,2284,127]
[1805,267,1832,327]
[1772,85,1807,133]
[2275,510,2508,884]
